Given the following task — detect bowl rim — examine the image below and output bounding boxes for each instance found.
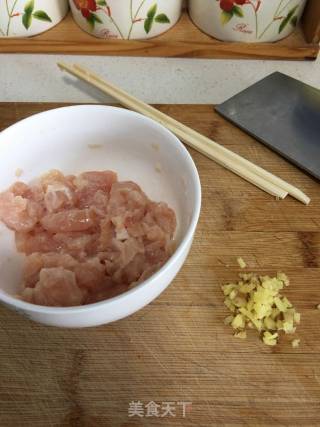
[0,104,202,314]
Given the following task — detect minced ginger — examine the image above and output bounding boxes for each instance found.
[237,257,246,269]
[291,339,300,348]
[221,272,300,346]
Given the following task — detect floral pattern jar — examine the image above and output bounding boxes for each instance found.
[69,0,183,39]
[188,0,307,43]
[0,0,69,38]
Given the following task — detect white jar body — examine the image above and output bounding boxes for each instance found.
[189,0,307,43]
[0,0,69,38]
[69,0,183,40]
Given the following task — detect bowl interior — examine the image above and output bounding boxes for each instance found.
[0,105,199,297]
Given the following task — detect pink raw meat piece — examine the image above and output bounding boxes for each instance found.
[22,267,85,307]
[145,239,169,264]
[5,180,46,222]
[112,252,147,286]
[16,229,60,255]
[23,252,78,288]
[26,198,45,221]
[75,171,117,208]
[62,175,77,193]
[41,208,95,232]
[44,182,75,213]
[74,257,106,293]
[88,190,109,217]
[78,171,117,192]
[108,181,148,225]
[146,202,176,237]
[53,232,99,258]
[99,218,115,251]
[116,237,145,267]
[111,215,129,241]
[29,183,45,204]
[145,224,166,242]
[104,237,144,278]
[40,252,78,270]
[10,182,31,197]
[23,253,45,288]
[40,170,66,190]
[127,222,145,238]
[10,181,45,210]
[0,190,39,232]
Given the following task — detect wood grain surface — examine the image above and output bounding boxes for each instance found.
[0,10,318,60]
[0,103,319,427]
[302,0,320,43]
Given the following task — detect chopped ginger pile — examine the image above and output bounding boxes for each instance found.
[222,272,300,346]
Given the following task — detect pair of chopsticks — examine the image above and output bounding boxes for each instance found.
[57,62,310,205]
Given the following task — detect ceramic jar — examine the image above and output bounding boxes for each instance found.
[69,0,183,40]
[188,0,307,43]
[0,0,69,38]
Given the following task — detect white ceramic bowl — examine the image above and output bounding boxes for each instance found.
[0,0,69,38]
[0,105,201,328]
[69,0,183,40]
[189,0,307,43]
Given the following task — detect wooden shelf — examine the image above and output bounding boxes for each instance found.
[0,5,319,60]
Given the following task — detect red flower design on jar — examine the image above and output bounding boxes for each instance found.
[219,0,246,12]
[73,0,97,18]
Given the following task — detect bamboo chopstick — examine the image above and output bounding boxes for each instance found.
[58,62,310,205]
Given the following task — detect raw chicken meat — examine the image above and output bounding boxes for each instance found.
[0,170,176,307]
[41,208,95,233]
[22,267,85,307]
[0,191,39,232]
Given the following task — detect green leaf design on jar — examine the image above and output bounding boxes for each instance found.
[279,5,299,33]
[155,13,170,24]
[32,11,52,23]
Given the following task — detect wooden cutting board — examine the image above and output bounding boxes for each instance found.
[0,103,319,427]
